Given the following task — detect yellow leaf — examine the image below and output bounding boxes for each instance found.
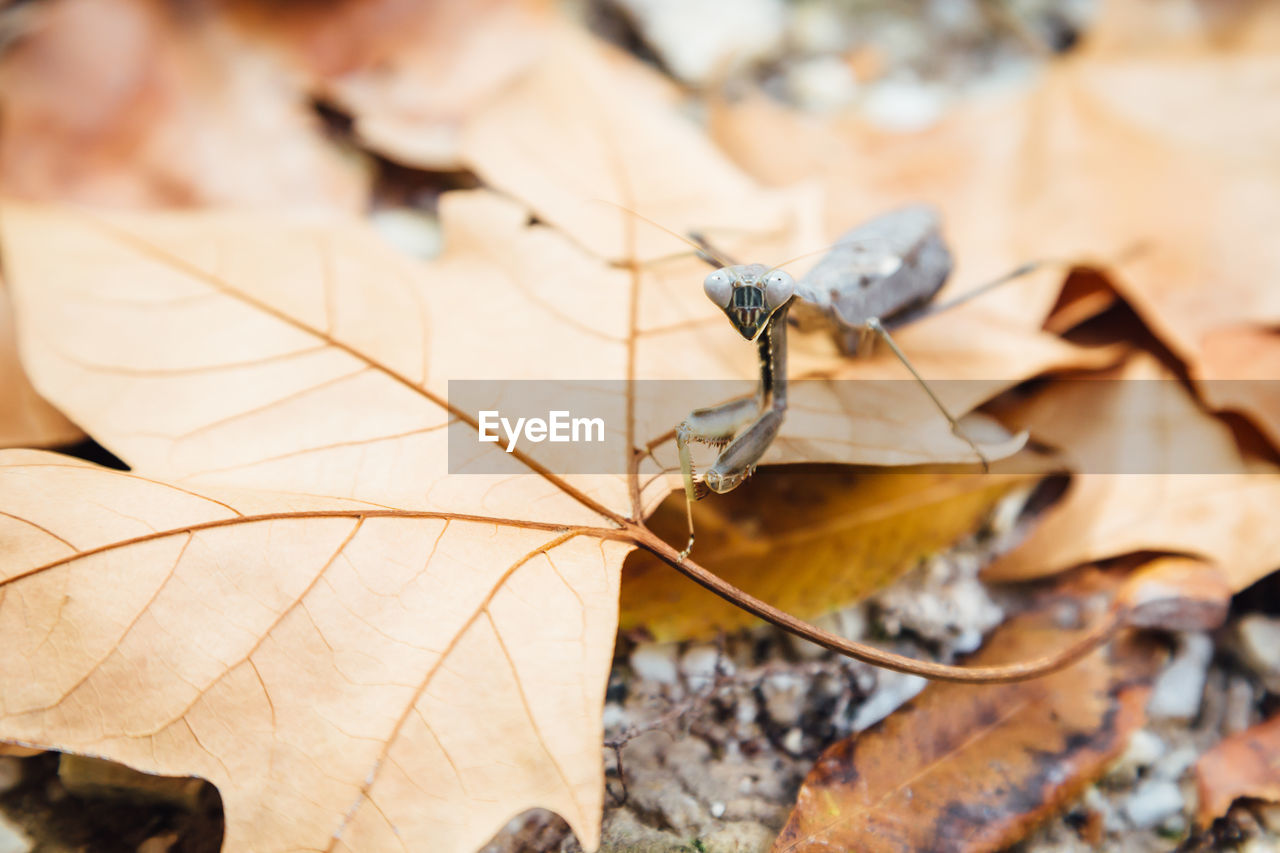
[622,468,1034,641]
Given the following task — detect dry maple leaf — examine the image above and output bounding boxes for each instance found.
[774,580,1161,853]
[0,181,1112,853]
[0,450,625,852]
[0,0,367,210]
[0,281,81,448]
[985,353,1280,591]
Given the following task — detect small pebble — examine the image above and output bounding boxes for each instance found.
[1243,840,1279,853]
[654,787,710,836]
[1081,784,1124,834]
[1123,778,1184,829]
[781,727,804,755]
[709,800,726,818]
[761,673,806,728]
[1152,745,1198,781]
[927,0,983,36]
[1147,633,1213,720]
[0,814,32,853]
[369,208,443,260]
[136,833,180,853]
[786,55,859,112]
[851,671,926,731]
[1222,674,1258,735]
[1159,811,1188,836]
[1235,614,1280,692]
[681,644,724,691]
[601,703,628,731]
[630,643,680,686]
[609,0,786,85]
[1110,729,1165,782]
[862,79,946,131]
[789,1,849,54]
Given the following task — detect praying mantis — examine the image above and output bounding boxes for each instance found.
[673,204,1056,559]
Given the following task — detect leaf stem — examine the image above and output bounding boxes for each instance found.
[626,523,1123,684]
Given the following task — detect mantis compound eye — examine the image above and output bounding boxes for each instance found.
[703,270,733,307]
[763,270,795,309]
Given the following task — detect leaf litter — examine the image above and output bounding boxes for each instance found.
[1,0,1279,851]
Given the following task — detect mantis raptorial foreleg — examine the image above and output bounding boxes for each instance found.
[676,395,763,558]
[677,291,793,560]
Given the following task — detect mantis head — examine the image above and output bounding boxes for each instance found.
[703,264,795,341]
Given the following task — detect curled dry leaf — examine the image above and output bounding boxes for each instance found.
[622,469,1035,642]
[1194,713,1280,827]
[985,353,1280,592]
[0,281,81,448]
[0,0,367,210]
[773,596,1161,853]
[1196,323,1280,448]
[1114,556,1231,632]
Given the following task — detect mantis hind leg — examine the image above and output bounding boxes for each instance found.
[676,395,763,560]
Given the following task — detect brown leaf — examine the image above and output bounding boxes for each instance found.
[1114,556,1231,632]
[224,0,556,171]
[773,599,1160,853]
[0,449,624,852]
[0,0,367,209]
[0,281,81,448]
[622,469,1034,641]
[1194,714,1280,826]
[985,354,1280,592]
[1197,324,1280,448]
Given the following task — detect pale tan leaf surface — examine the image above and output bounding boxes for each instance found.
[0,281,81,448]
[985,355,1280,590]
[0,449,625,853]
[1196,324,1280,448]
[709,90,1073,330]
[457,25,816,263]
[0,0,367,210]
[235,0,557,171]
[1084,0,1280,54]
[303,23,1122,477]
[0,191,1077,522]
[709,0,1280,443]
[0,200,625,525]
